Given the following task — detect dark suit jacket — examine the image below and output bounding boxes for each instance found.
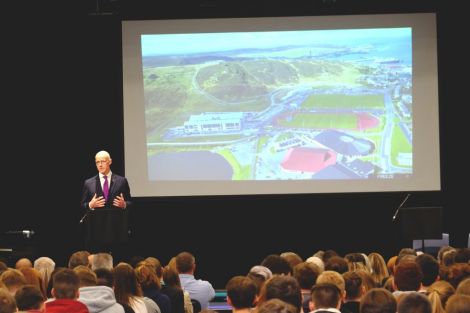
[81,173,132,250]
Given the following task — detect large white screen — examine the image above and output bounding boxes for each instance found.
[122,13,440,197]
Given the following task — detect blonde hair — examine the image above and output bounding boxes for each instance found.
[317,270,345,293]
[368,252,389,287]
[428,280,455,313]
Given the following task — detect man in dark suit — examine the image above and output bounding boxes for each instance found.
[81,150,132,254]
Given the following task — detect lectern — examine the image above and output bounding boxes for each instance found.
[85,208,129,252]
[400,206,443,253]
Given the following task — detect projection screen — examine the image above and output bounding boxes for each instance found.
[122,13,440,197]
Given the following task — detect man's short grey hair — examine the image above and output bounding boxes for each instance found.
[90,253,113,271]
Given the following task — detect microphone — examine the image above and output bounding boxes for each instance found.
[6,230,35,239]
[23,230,34,238]
[79,213,89,224]
[392,193,411,222]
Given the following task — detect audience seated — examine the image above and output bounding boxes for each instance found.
[415,254,440,291]
[5,243,470,313]
[258,275,302,313]
[367,253,389,287]
[427,280,455,313]
[257,298,297,313]
[392,261,424,297]
[456,278,470,296]
[342,271,364,313]
[280,252,303,271]
[68,251,91,269]
[0,268,27,295]
[14,285,46,312]
[90,253,113,271]
[33,256,55,297]
[15,258,33,270]
[225,276,257,311]
[46,268,89,313]
[445,294,470,313]
[293,262,320,313]
[360,288,396,313]
[397,293,432,313]
[309,283,342,313]
[135,263,171,313]
[75,265,125,313]
[176,252,215,310]
[261,255,292,276]
[113,262,159,313]
[162,267,189,313]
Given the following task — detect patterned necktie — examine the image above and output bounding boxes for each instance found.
[103,175,109,200]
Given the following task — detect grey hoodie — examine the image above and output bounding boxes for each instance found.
[79,286,125,313]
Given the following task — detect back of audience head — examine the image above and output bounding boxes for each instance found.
[305,256,325,273]
[397,292,432,313]
[445,294,470,313]
[310,283,341,311]
[293,262,320,291]
[249,265,273,281]
[456,277,470,296]
[325,256,349,274]
[343,271,364,301]
[68,250,90,269]
[113,262,143,305]
[90,252,113,271]
[15,258,32,270]
[345,253,367,266]
[175,251,196,274]
[396,254,417,268]
[33,256,55,294]
[399,248,418,257]
[415,253,440,287]
[316,270,346,298]
[0,288,16,313]
[454,248,470,264]
[437,246,455,264]
[135,262,161,290]
[280,252,303,270]
[257,298,298,313]
[163,267,182,289]
[94,267,114,288]
[259,275,302,312]
[444,263,470,289]
[145,257,163,278]
[226,275,257,309]
[356,270,377,292]
[368,252,389,287]
[74,265,98,287]
[18,267,45,297]
[442,250,457,267]
[360,288,396,313]
[52,268,80,299]
[261,255,292,276]
[427,280,455,310]
[323,250,339,263]
[247,265,272,294]
[0,268,26,295]
[393,261,423,291]
[14,284,45,311]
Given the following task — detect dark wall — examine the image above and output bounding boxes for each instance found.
[2,0,468,288]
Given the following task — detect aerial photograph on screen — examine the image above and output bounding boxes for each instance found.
[141,27,412,181]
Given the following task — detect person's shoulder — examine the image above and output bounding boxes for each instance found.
[84,175,99,183]
[112,173,127,180]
